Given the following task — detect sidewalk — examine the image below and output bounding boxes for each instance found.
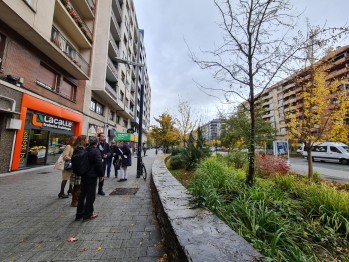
[0,149,166,262]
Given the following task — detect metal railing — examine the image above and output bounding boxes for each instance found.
[51,26,89,75]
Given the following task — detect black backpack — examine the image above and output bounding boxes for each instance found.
[71,147,90,176]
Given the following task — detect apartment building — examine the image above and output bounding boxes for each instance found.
[201,118,222,142]
[256,46,349,141]
[86,0,150,150]
[0,0,95,173]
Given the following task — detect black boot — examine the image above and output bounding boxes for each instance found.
[58,180,69,198]
[98,180,105,195]
[67,183,73,196]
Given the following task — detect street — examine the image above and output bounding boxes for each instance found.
[290,157,349,183]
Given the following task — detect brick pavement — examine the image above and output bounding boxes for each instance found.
[0,149,166,262]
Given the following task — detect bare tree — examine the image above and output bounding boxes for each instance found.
[175,99,198,146]
[189,0,348,185]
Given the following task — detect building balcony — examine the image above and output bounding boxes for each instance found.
[110,9,121,41]
[107,57,118,80]
[51,26,89,76]
[70,0,95,20]
[108,35,119,58]
[55,0,93,47]
[112,0,122,22]
[0,0,89,79]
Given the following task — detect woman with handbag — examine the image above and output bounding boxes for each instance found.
[58,135,77,199]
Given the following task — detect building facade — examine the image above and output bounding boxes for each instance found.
[255,46,349,141]
[201,118,222,142]
[0,0,95,173]
[0,0,151,173]
[85,0,150,151]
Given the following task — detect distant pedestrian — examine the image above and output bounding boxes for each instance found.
[70,135,88,207]
[118,142,131,182]
[58,135,77,199]
[111,141,122,178]
[142,143,147,156]
[97,132,110,195]
[75,136,104,221]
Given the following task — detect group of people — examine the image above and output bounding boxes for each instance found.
[57,132,132,221]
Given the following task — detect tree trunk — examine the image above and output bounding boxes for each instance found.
[246,101,255,186]
[306,142,313,179]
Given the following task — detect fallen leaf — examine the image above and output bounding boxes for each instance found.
[97,246,102,251]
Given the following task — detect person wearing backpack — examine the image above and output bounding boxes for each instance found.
[97,132,110,195]
[75,136,104,221]
[70,135,88,207]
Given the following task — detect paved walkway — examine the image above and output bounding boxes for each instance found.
[0,149,166,262]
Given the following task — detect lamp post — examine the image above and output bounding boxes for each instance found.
[114,57,145,178]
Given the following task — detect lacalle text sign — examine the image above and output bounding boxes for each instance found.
[32,113,73,131]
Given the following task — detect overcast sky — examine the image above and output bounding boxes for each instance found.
[133,0,349,125]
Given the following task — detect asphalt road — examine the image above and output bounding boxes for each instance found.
[290,156,349,183]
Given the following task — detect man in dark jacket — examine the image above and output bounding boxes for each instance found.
[97,132,110,195]
[75,136,104,221]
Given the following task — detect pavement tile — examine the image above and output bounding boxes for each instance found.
[0,150,166,261]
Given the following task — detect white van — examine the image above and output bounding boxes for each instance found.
[301,142,349,164]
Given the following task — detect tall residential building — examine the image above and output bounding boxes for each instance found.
[86,0,151,150]
[0,0,95,173]
[201,119,222,142]
[249,46,349,142]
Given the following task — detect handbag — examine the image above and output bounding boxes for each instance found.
[64,160,72,170]
[53,154,64,171]
[113,158,122,170]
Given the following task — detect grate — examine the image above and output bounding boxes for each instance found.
[109,188,139,195]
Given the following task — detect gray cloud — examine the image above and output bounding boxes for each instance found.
[134,0,349,124]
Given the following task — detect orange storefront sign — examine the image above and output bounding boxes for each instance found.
[11,94,83,171]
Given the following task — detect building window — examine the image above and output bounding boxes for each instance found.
[36,63,58,91]
[109,111,115,121]
[117,115,120,124]
[123,120,128,128]
[120,90,124,102]
[90,99,104,115]
[59,78,76,101]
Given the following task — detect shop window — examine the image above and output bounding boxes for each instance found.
[36,63,58,91]
[59,78,76,101]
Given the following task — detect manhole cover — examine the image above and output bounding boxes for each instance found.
[109,188,139,195]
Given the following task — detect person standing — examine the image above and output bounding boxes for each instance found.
[70,135,88,207]
[97,132,110,195]
[142,143,147,157]
[58,135,77,199]
[75,136,104,221]
[118,141,131,182]
[106,140,117,178]
[111,141,122,178]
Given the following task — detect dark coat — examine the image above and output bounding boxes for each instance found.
[120,144,132,167]
[98,141,111,158]
[85,146,104,178]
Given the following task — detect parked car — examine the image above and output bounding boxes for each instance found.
[301,142,349,164]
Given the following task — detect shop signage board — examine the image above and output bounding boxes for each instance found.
[115,132,131,141]
[32,113,73,131]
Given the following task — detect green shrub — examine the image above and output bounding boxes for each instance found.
[171,147,185,156]
[226,151,248,169]
[169,155,186,170]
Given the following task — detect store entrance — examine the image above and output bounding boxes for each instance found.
[25,130,72,167]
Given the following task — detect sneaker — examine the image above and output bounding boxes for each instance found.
[98,191,105,196]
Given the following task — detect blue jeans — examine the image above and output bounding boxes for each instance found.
[106,157,112,177]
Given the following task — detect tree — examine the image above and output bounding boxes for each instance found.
[221,106,276,150]
[175,100,198,146]
[153,113,180,152]
[190,0,348,185]
[285,53,349,178]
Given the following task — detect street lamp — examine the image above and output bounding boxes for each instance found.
[114,57,145,178]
